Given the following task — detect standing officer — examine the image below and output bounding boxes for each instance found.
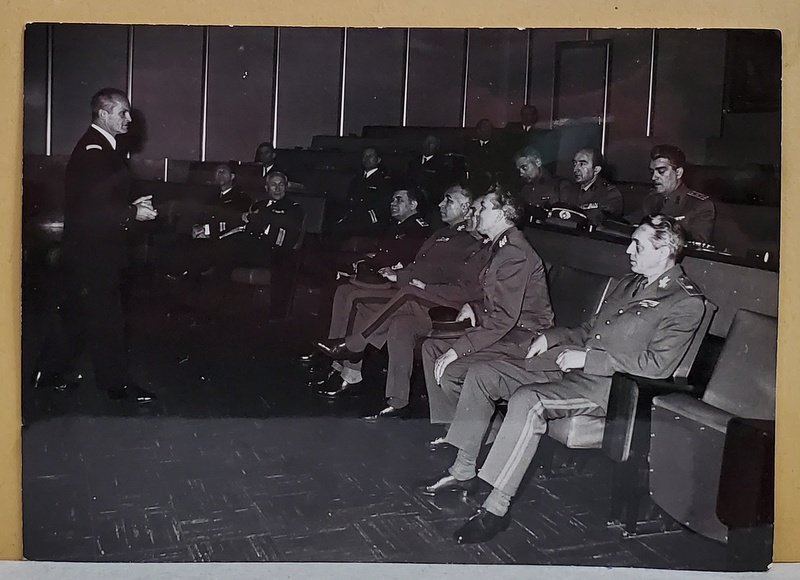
[34,87,157,402]
[421,215,706,544]
[558,148,624,226]
[633,144,716,244]
[421,185,554,429]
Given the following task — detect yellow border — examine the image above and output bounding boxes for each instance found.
[3,0,797,564]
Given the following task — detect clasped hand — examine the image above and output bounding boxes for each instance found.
[133,195,157,221]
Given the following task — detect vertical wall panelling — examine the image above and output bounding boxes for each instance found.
[45,25,52,155]
[22,24,49,155]
[461,30,470,127]
[524,29,532,106]
[51,24,129,156]
[342,28,406,136]
[601,41,610,154]
[464,28,528,127]
[204,27,276,162]
[200,27,210,162]
[272,27,281,148]
[402,28,411,127]
[126,26,134,101]
[647,29,657,137]
[130,25,204,160]
[405,29,466,127]
[338,28,348,137]
[275,27,343,148]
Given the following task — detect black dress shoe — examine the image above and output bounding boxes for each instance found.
[299,350,321,366]
[314,376,363,399]
[306,365,338,387]
[362,405,411,421]
[453,507,511,544]
[107,383,157,404]
[31,370,79,391]
[417,472,477,497]
[314,338,363,362]
[427,436,451,452]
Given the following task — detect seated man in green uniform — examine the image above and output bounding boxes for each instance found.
[418,214,706,544]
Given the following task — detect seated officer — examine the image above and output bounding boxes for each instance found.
[631,144,716,244]
[421,185,554,431]
[311,187,491,410]
[513,146,565,210]
[253,141,287,178]
[329,147,394,240]
[464,119,505,188]
[406,135,455,223]
[419,215,705,544]
[558,148,623,226]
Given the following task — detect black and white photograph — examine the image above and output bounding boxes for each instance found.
[20,25,780,572]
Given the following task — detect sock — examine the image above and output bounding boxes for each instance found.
[482,487,511,517]
[387,397,408,409]
[339,367,362,384]
[448,448,478,481]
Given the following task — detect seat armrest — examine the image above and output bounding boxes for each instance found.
[717,417,775,529]
[651,393,732,433]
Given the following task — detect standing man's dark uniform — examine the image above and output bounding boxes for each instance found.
[406,135,455,222]
[35,88,157,402]
[330,147,394,239]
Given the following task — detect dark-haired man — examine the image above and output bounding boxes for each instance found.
[635,145,715,244]
[559,148,623,226]
[513,146,565,208]
[420,215,706,544]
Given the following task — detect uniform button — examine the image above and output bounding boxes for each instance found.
[595,334,601,339]
[636,311,641,316]
[605,320,610,325]
[484,308,488,313]
[618,309,624,314]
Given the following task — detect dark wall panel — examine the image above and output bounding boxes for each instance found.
[342,28,405,136]
[276,27,343,148]
[652,29,727,148]
[51,24,128,156]
[527,29,588,126]
[23,24,49,155]
[465,29,528,128]
[406,29,465,127]
[205,26,275,162]
[131,25,204,160]
[554,40,608,121]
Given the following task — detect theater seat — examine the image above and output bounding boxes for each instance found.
[648,309,776,548]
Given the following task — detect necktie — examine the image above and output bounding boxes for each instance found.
[632,277,648,297]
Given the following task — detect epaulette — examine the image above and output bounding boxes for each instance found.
[676,275,702,296]
[416,217,429,227]
[85,144,102,151]
[687,190,710,202]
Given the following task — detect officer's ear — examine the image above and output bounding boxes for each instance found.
[534,157,542,168]
[593,165,602,177]
[675,166,684,180]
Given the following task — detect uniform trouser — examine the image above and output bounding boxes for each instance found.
[477,383,604,496]
[326,284,397,340]
[444,359,563,457]
[421,337,530,425]
[38,265,129,390]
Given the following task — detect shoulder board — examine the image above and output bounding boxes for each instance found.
[416,217,429,227]
[687,190,709,201]
[85,144,103,151]
[676,275,702,296]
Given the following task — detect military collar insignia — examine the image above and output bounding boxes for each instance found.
[395,233,407,239]
[456,224,466,231]
[658,276,670,289]
[416,217,429,227]
[498,236,507,248]
[436,236,450,242]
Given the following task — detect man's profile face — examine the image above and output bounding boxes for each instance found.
[650,157,683,195]
[438,187,470,225]
[362,148,380,171]
[257,144,276,166]
[626,225,667,277]
[572,150,599,186]
[465,197,483,232]
[101,97,131,136]
[516,157,541,183]
[390,190,416,221]
[476,193,504,236]
[265,175,287,201]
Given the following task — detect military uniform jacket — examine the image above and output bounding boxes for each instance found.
[196,185,252,239]
[363,213,432,270]
[640,183,715,244]
[342,167,394,232]
[406,154,453,206]
[61,126,136,272]
[396,223,492,304]
[451,226,554,358]
[464,139,505,180]
[246,196,305,249]
[541,265,705,408]
[558,177,624,225]
[517,173,566,207]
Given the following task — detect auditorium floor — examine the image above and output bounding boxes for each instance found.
[21,267,729,569]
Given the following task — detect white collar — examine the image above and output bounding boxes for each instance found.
[91,124,117,150]
[261,163,275,177]
[220,186,233,196]
[422,155,433,162]
[364,167,378,178]
[581,176,599,191]
[479,140,488,146]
